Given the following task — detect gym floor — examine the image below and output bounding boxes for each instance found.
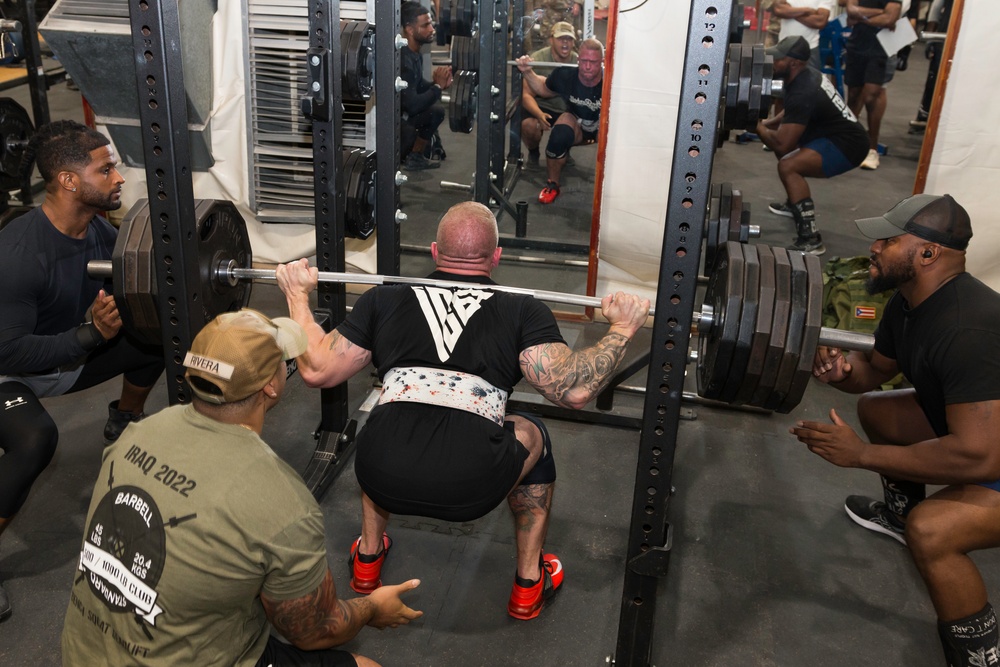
[3,35,992,667]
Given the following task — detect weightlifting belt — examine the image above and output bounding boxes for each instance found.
[378,366,508,425]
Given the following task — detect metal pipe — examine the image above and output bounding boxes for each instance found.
[439,180,472,192]
[400,243,588,267]
[87,260,876,352]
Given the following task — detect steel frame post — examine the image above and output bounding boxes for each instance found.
[488,4,507,194]
[612,0,732,664]
[507,0,525,165]
[127,0,201,406]
[375,0,402,276]
[473,0,495,204]
[302,0,351,449]
[16,0,50,130]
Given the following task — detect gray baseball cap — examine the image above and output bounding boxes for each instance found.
[854,194,972,250]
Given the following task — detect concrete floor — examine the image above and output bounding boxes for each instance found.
[1,30,988,667]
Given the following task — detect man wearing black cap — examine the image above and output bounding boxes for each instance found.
[62,309,422,667]
[756,35,869,255]
[790,195,1000,665]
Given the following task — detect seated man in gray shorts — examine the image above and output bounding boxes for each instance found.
[277,202,650,621]
[756,36,869,256]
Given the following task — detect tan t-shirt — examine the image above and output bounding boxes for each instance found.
[61,404,328,666]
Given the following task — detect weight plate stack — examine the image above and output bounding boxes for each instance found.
[697,241,745,400]
[0,98,33,193]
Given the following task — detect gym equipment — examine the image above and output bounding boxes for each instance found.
[88,200,873,414]
[0,98,33,193]
[340,20,374,101]
[448,70,478,133]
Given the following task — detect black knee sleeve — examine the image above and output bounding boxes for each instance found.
[509,411,556,485]
[545,124,575,159]
[0,384,59,517]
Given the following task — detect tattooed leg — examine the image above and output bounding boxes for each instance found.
[508,482,554,583]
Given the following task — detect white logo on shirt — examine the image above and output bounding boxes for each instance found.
[412,287,494,362]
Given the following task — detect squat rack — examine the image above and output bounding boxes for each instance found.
[127,0,738,663]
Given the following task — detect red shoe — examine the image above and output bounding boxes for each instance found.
[507,553,564,620]
[348,533,391,595]
[538,181,560,204]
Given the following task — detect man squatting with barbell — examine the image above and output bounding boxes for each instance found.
[276,201,650,619]
[516,38,605,206]
[0,120,164,622]
[791,194,1000,666]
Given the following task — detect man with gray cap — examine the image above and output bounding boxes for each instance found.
[62,309,422,667]
[790,195,1000,665]
[756,35,868,255]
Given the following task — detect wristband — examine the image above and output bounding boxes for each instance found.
[76,321,106,351]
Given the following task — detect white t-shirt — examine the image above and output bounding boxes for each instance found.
[777,0,838,50]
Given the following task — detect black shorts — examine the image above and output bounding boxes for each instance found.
[255,635,356,667]
[844,51,889,87]
[355,403,529,522]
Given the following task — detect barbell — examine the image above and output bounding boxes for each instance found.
[87,199,873,414]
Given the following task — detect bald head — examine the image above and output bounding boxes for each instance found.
[434,202,500,271]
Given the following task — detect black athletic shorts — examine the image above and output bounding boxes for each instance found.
[844,51,889,87]
[354,402,529,522]
[255,635,356,667]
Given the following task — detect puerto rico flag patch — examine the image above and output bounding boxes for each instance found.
[855,306,877,320]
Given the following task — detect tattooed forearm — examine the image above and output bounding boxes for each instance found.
[262,569,374,651]
[521,333,631,408]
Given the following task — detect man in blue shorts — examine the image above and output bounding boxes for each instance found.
[756,35,869,256]
[276,202,649,621]
[791,194,1000,666]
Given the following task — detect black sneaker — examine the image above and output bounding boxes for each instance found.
[0,579,11,623]
[402,153,440,171]
[787,234,826,256]
[844,495,906,545]
[104,400,145,446]
[769,200,796,218]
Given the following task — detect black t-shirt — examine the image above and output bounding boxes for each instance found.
[545,67,602,135]
[874,273,1000,436]
[782,67,869,164]
[400,46,440,118]
[337,271,566,394]
[0,207,117,374]
[847,0,902,58]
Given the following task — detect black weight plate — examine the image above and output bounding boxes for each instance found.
[749,44,764,123]
[738,205,752,243]
[0,98,33,192]
[448,71,464,132]
[750,246,790,408]
[735,244,775,405]
[112,201,160,346]
[761,54,774,113]
[779,253,824,413]
[451,36,465,71]
[457,70,478,133]
[703,183,722,272]
[437,1,451,45]
[341,148,361,235]
[727,187,743,243]
[766,249,808,410]
[724,44,742,130]
[697,241,745,400]
[353,150,377,239]
[194,200,253,330]
[735,45,753,129]
[730,2,745,43]
[717,183,733,261]
[719,243,759,403]
[465,32,479,72]
[354,23,375,100]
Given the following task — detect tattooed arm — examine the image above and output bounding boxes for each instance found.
[520,291,650,410]
[261,569,423,651]
[276,259,373,388]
